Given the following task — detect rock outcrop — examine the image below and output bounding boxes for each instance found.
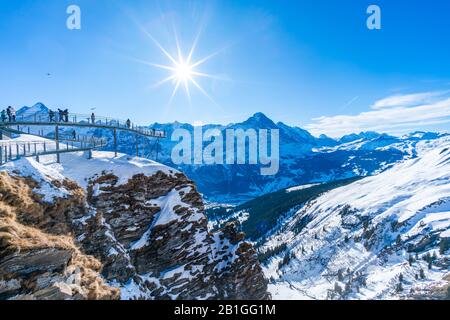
[0,153,269,300]
[0,172,119,300]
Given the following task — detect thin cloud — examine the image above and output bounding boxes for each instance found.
[306,91,450,138]
[371,90,448,109]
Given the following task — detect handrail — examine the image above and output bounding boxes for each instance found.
[0,140,106,165]
[0,127,107,148]
[1,111,166,138]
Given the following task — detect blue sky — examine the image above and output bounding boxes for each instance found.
[0,0,449,136]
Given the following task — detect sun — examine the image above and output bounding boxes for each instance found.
[135,25,221,104]
[174,62,193,82]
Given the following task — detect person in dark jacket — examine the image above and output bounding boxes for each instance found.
[91,113,95,124]
[126,119,131,128]
[1,110,7,122]
[6,106,12,122]
[64,109,69,122]
[49,110,55,122]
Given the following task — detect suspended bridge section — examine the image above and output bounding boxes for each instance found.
[0,111,166,164]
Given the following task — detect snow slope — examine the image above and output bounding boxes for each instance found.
[262,137,450,299]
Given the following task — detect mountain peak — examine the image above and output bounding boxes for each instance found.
[239,112,277,129]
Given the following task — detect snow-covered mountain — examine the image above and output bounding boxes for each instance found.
[0,140,269,300]
[259,136,450,299]
[14,103,449,203]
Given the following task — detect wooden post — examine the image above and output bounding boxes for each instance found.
[16,144,19,159]
[55,125,60,163]
[114,128,117,157]
[0,146,3,165]
[9,145,12,160]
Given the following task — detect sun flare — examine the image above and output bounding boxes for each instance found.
[136,27,221,105]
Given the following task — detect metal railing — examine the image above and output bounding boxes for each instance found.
[0,133,107,165]
[0,111,166,138]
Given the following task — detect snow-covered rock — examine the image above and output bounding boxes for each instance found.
[0,148,269,300]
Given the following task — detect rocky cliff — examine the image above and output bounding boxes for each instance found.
[0,150,269,300]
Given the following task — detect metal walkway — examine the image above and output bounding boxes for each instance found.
[0,110,166,164]
[2,111,166,138]
[0,139,107,165]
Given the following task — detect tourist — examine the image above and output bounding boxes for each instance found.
[10,107,16,122]
[49,110,55,122]
[6,106,11,122]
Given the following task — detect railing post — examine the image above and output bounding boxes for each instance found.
[114,128,117,157]
[36,154,40,163]
[55,125,60,163]
[135,134,139,157]
[0,146,3,165]
[9,145,12,160]
[16,144,19,159]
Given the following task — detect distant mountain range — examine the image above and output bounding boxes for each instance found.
[15,103,449,203]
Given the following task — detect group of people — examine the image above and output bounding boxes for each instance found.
[48,109,70,122]
[1,106,16,122]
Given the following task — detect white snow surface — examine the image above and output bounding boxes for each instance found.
[263,137,450,300]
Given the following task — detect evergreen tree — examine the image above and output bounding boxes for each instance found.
[334,282,342,295]
[345,282,351,293]
[419,268,425,279]
[408,255,414,266]
[363,220,369,230]
[337,269,344,281]
[440,240,448,255]
[432,251,438,260]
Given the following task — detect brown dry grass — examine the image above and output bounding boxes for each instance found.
[0,170,119,300]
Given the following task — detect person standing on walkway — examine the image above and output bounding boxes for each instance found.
[10,107,16,122]
[58,109,63,122]
[91,112,95,124]
[64,109,69,122]
[6,106,11,122]
[126,119,131,128]
[49,110,55,122]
